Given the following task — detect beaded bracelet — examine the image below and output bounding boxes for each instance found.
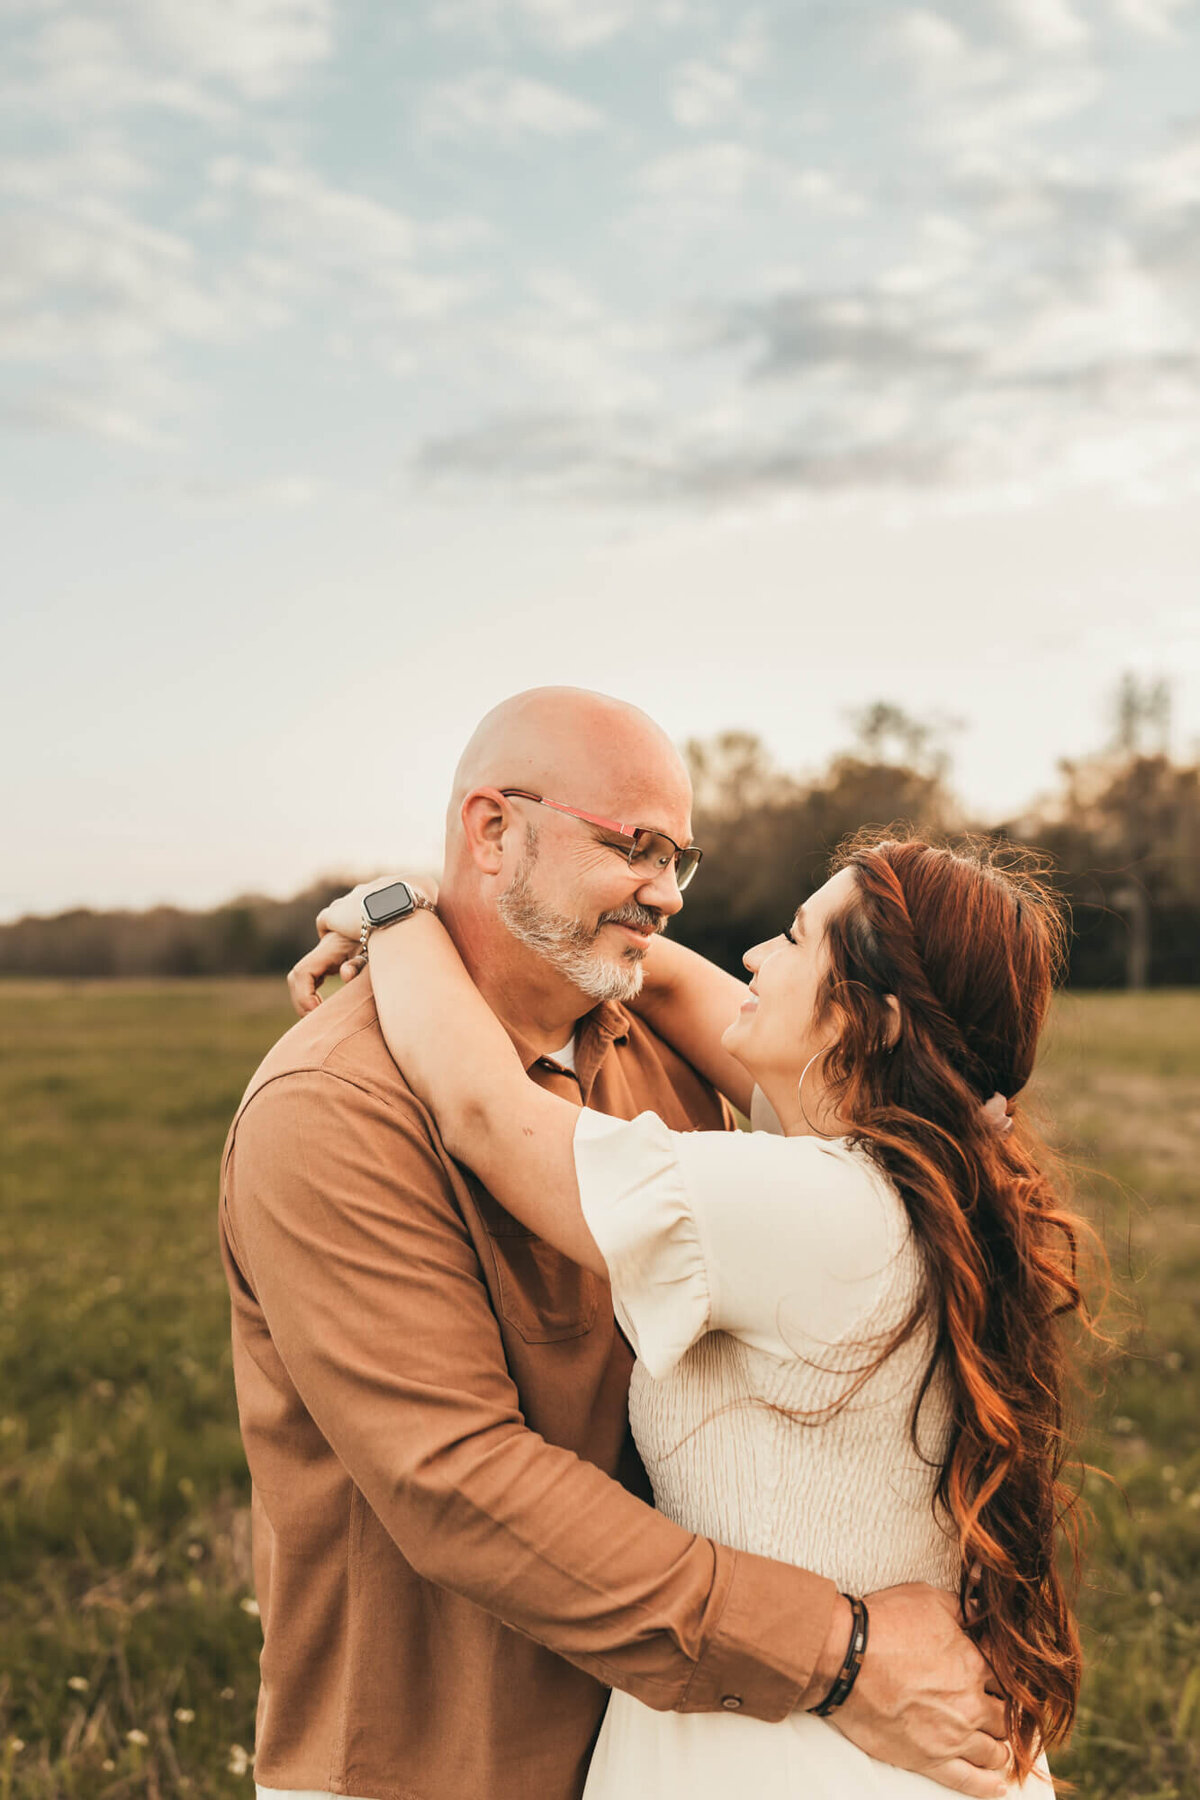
[809,1594,870,1718]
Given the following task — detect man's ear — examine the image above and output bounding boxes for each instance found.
[459,788,510,876]
[883,993,902,1050]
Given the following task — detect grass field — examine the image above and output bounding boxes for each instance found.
[1,981,1197,1798]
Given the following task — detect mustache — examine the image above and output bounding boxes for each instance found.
[596,901,667,936]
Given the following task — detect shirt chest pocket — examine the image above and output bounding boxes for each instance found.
[473,1187,601,1344]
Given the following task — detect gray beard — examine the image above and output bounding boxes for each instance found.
[497,850,662,1006]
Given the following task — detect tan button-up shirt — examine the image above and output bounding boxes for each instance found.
[220,977,837,1800]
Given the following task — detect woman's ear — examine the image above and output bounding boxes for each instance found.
[883,993,902,1049]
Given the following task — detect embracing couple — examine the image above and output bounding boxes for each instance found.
[220,687,1087,1800]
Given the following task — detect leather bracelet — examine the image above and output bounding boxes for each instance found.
[809,1594,869,1717]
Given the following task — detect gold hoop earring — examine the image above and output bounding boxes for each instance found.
[798,1049,834,1139]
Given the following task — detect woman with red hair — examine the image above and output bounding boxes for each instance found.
[332,830,1089,1797]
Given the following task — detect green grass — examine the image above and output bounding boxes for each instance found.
[1,981,1197,1797]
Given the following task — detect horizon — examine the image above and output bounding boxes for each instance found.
[2,680,1185,925]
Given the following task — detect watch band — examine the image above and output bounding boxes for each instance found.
[359,888,437,960]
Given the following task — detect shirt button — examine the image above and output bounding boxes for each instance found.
[721,1695,743,1711]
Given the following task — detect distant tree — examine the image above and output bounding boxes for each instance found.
[845,700,962,783]
[1112,672,1171,759]
[677,707,959,974]
[1019,749,1200,988]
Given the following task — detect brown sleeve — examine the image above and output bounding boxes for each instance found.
[223,1069,837,1720]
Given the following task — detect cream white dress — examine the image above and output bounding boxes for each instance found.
[572,1106,1052,1799]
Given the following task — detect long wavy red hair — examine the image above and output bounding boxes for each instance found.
[813,828,1095,1780]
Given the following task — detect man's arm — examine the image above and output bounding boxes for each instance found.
[224,1070,835,1718]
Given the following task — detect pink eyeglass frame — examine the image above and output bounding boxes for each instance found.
[499,788,703,885]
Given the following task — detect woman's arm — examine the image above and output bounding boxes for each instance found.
[367,915,608,1276]
[633,937,754,1117]
[287,877,437,1015]
[290,879,754,1120]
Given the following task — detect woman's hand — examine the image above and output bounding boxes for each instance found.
[318,875,438,942]
[286,874,438,1016]
[288,932,363,1015]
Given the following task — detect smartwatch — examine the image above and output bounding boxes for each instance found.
[359,881,437,959]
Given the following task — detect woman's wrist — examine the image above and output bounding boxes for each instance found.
[318,874,439,944]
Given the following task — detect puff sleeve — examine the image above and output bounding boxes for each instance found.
[573,1108,898,1380]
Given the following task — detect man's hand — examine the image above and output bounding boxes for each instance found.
[806,1584,1010,1798]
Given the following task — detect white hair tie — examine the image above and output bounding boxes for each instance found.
[980,1092,1013,1135]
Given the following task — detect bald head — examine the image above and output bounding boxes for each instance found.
[438,688,694,1034]
[447,687,691,848]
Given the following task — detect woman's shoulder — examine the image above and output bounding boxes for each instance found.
[680,1127,903,1268]
[576,1109,903,1283]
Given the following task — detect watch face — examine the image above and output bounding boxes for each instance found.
[362,881,415,925]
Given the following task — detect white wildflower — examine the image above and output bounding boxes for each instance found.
[227,1744,252,1776]
[239,1597,260,1617]
[67,1675,89,1692]
[174,1708,195,1725]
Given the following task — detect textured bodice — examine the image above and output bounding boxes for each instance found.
[627,1232,962,1598]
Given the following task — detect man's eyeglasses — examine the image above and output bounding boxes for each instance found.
[499,790,703,892]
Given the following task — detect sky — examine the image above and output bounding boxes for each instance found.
[3,0,1199,919]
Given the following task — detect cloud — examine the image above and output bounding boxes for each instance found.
[0,138,151,202]
[877,8,1102,180]
[132,0,334,100]
[0,378,186,448]
[6,0,334,124]
[171,472,325,510]
[0,202,248,365]
[635,140,862,214]
[206,158,482,323]
[669,59,743,129]
[994,0,1090,51]
[667,10,768,129]
[414,406,959,503]
[414,117,1200,515]
[483,268,663,408]
[1109,0,1195,35]
[427,0,644,54]
[880,10,1006,91]
[0,141,481,447]
[417,67,605,141]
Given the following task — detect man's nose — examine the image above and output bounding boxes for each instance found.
[636,860,685,916]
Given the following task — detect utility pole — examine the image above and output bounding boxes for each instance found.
[1110,674,1171,990]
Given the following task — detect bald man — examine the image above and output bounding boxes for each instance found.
[222,689,1005,1800]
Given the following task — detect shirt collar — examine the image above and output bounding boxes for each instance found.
[505,1000,632,1082]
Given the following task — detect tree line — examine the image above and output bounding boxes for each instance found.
[674,697,1199,988]
[4,682,1197,988]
